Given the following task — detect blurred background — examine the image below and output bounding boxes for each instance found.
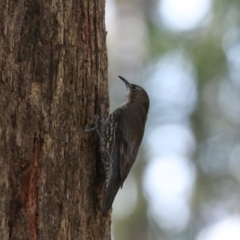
[105,0,240,239]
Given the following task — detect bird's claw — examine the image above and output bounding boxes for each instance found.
[80,114,101,138]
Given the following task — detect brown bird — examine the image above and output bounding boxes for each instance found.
[101,76,149,213]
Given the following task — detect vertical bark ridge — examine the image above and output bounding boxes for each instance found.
[0,0,111,239]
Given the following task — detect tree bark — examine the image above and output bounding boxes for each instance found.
[0,0,110,239]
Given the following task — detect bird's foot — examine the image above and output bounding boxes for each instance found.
[80,114,101,138]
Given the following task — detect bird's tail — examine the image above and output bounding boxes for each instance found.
[101,179,120,214]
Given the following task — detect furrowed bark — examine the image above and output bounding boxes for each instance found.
[0,0,110,239]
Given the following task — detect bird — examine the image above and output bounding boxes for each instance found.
[100,76,149,213]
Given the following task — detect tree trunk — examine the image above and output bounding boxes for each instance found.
[0,0,110,239]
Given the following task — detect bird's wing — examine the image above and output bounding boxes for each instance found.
[101,108,145,213]
[114,108,144,187]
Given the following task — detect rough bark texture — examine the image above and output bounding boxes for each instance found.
[0,0,110,239]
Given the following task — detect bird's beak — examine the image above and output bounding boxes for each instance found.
[118,76,130,89]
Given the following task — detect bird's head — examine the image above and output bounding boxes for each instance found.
[118,76,149,111]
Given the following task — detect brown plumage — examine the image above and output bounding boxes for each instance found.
[101,76,149,213]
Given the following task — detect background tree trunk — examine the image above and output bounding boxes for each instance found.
[0,1,110,239]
